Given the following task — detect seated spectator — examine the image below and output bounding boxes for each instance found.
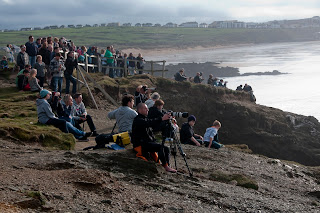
[72,93,98,136]
[64,51,78,95]
[207,74,214,85]
[16,64,31,87]
[218,79,227,87]
[243,83,253,92]
[194,72,204,84]
[145,92,161,108]
[212,77,219,86]
[180,115,203,146]
[60,94,75,124]
[29,68,42,92]
[0,56,9,70]
[107,94,137,133]
[134,85,148,106]
[17,69,31,91]
[131,103,176,173]
[236,85,243,91]
[203,120,223,149]
[136,53,145,74]
[17,45,29,71]
[50,53,66,93]
[34,55,46,87]
[36,90,91,141]
[127,53,136,75]
[174,69,188,82]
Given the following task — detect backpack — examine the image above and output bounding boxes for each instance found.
[83,133,114,150]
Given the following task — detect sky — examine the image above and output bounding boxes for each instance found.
[1,0,320,30]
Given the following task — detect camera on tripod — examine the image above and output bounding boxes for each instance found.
[167,110,188,118]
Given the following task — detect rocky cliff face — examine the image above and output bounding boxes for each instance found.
[100,75,320,166]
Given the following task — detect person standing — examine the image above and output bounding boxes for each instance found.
[104,46,114,78]
[50,53,65,93]
[25,35,38,67]
[17,45,29,71]
[34,55,46,87]
[136,53,145,74]
[64,51,78,95]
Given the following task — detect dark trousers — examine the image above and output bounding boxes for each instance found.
[142,142,170,166]
[75,114,96,132]
[46,118,68,133]
[37,76,45,87]
[65,74,77,94]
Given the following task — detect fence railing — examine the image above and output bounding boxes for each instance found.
[77,54,168,77]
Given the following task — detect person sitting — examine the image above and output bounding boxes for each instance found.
[174,69,188,82]
[36,89,91,141]
[60,94,75,124]
[218,79,227,87]
[64,51,78,95]
[203,120,223,149]
[131,103,176,173]
[17,69,31,91]
[145,92,160,108]
[236,85,243,91]
[29,68,43,92]
[134,85,148,107]
[147,99,166,133]
[107,94,138,133]
[16,64,31,87]
[207,74,214,85]
[243,83,253,92]
[34,55,46,87]
[194,72,203,84]
[180,115,203,146]
[72,93,98,136]
[0,56,9,70]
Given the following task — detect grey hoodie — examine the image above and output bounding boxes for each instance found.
[36,98,56,124]
[108,106,138,133]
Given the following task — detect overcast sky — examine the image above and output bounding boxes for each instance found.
[1,0,320,29]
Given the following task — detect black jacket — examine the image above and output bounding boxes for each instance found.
[131,113,162,148]
[17,75,28,90]
[180,122,194,144]
[65,56,78,75]
[148,106,165,133]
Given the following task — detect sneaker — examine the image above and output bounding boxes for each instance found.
[85,132,92,138]
[77,136,89,142]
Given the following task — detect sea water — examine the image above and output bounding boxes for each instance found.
[147,41,320,121]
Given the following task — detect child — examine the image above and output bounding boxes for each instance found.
[34,55,46,87]
[0,56,9,70]
[203,120,223,149]
[29,68,42,92]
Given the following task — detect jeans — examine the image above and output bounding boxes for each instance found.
[36,76,45,87]
[66,121,85,139]
[65,74,77,94]
[107,63,114,78]
[46,118,85,139]
[52,77,63,93]
[29,56,36,67]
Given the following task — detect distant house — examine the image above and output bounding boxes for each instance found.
[107,22,120,27]
[122,23,132,27]
[50,25,58,29]
[60,25,65,28]
[100,23,106,27]
[20,27,32,31]
[164,22,177,28]
[209,20,246,28]
[93,24,99,27]
[199,23,208,28]
[135,23,142,27]
[154,23,161,27]
[142,23,153,27]
[179,22,198,28]
[84,24,91,27]
[68,25,75,28]
[34,27,42,30]
[43,26,50,30]
[76,24,83,28]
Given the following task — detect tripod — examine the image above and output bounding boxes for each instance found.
[163,119,193,177]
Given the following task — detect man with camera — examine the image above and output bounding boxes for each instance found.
[72,93,98,136]
[108,94,137,133]
[147,99,166,133]
[180,115,203,146]
[131,103,176,173]
[134,85,149,107]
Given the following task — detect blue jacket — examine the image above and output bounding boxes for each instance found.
[25,41,38,56]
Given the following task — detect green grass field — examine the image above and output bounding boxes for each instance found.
[1,26,320,49]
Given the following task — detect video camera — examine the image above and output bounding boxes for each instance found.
[167,110,188,118]
[142,85,156,92]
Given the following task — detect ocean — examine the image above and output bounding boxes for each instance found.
[147,41,320,121]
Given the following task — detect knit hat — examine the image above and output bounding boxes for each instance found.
[188,115,196,122]
[40,89,51,98]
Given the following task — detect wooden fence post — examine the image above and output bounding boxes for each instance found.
[97,55,102,73]
[162,60,166,78]
[124,58,128,77]
[85,54,88,72]
[151,61,154,76]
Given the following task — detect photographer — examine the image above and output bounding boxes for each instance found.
[147,99,166,133]
[72,93,98,136]
[134,85,149,106]
[180,115,203,146]
[131,103,176,173]
[107,94,137,133]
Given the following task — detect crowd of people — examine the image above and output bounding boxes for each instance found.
[107,85,224,173]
